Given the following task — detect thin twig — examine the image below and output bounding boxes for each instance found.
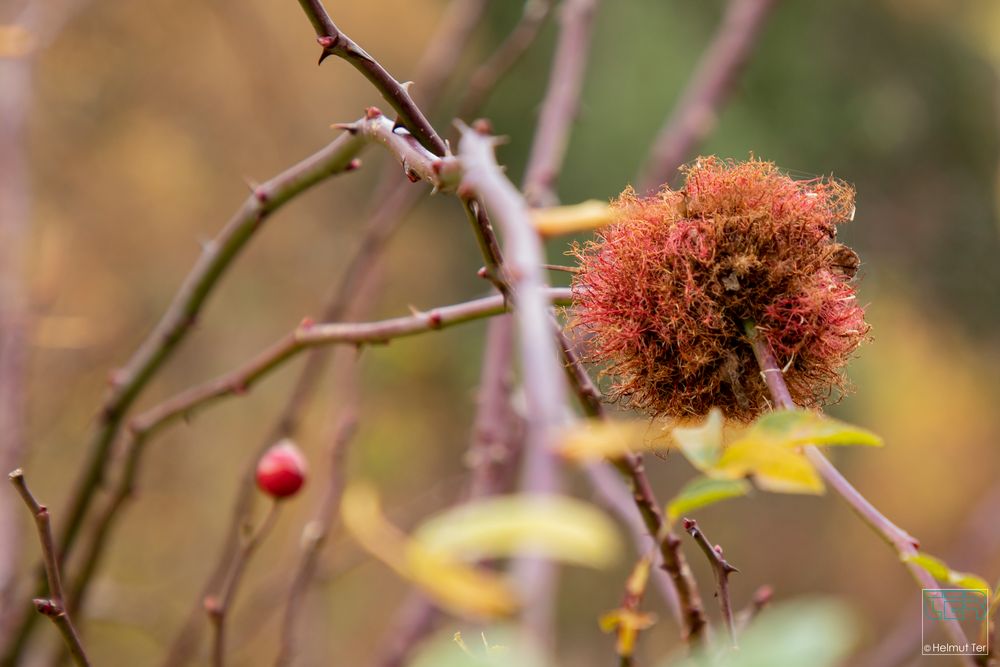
[274,407,359,667]
[7,470,89,667]
[132,289,569,441]
[682,518,739,650]
[554,329,706,644]
[638,0,779,193]
[64,289,571,626]
[54,128,367,571]
[297,0,447,156]
[522,0,600,207]
[206,501,281,667]
[742,320,977,665]
[455,0,554,121]
[164,5,498,656]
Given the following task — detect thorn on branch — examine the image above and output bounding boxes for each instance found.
[683,517,739,649]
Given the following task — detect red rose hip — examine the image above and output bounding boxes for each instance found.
[256,440,308,499]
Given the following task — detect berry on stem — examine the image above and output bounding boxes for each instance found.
[256,440,308,499]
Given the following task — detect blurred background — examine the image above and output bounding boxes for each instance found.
[2,0,1000,664]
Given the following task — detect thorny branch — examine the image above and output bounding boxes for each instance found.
[554,328,707,645]
[296,0,447,156]
[7,470,89,667]
[54,129,367,570]
[64,289,571,628]
[743,320,977,666]
[682,518,739,650]
[164,4,508,658]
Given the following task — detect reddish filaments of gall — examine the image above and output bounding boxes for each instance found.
[571,157,870,421]
[256,440,308,499]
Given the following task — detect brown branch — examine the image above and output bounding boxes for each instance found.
[64,289,571,630]
[743,320,977,665]
[131,290,567,441]
[274,407,359,667]
[638,0,779,193]
[297,0,447,156]
[205,501,281,667]
[455,0,555,121]
[522,0,600,206]
[682,518,738,649]
[165,10,532,657]
[7,470,89,667]
[554,327,708,646]
[53,127,367,579]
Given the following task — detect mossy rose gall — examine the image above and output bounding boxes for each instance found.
[571,157,870,421]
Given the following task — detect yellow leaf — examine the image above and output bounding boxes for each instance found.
[531,200,615,236]
[713,441,824,494]
[669,408,725,471]
[413,494,621,569]
[555,419,653,461]
[342,482,519,619]
[599,609,656,657]
[739,409,883,449]
[903,552,992,593]
[405,542,519,619]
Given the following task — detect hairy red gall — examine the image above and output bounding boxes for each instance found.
[571,157,869,421]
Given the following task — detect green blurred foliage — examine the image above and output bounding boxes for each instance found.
[9,0,1000,664]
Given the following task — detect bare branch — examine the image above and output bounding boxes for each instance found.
[743,320,977,665]
[296,0,447,156]
[55,128,367,577]
[554,328,706,643]
[274,408,358,667]
[522,0,600,206]
[638,0,779,193]
[7,470,89,666]
[205,501,281,667]
[682,518,739,650]
[63,289,572,629]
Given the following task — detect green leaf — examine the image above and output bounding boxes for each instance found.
[670,408,724,471]
[712,440,824,494]
[412,494,621,569]
[666,477,751,522]
[903,553,991,592]
[738,409,883,449]
[663,599,858,667]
